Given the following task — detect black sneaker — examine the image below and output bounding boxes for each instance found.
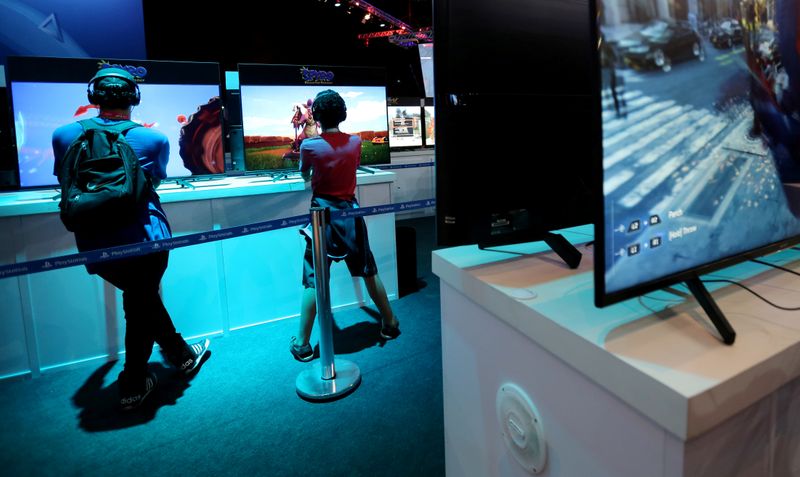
[119,372,157,411]
[176,338,211,376]
[380,319,401,340]
[290,336,314,362]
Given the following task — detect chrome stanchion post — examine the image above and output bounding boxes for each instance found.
[312,206,335,379]
[296,207,361,401]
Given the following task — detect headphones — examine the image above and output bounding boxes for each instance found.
[86,67,141,106]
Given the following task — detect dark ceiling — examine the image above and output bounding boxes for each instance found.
[142,0,432,96]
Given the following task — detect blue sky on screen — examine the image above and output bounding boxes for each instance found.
[240,85,388,137]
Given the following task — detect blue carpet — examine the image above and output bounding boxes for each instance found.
[0,217,445,477]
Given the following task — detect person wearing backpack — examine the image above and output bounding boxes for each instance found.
[51,67,210,411]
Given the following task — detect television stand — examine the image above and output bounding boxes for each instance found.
[479,232,582,269]
[685,275,736,345]
[542,232,582,269]
[172,179,196,189]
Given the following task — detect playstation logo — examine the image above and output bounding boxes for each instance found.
[101,252,110,259]
[242,227,249,233]
[43,261,53,268]
[281,220,288,226]
[199,235,207,241]
[152,243,160,249]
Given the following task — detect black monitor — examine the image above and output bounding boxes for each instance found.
[592,0,800,344]
[434,0,595,267]
[6,56,224,189]
[237,64,390,173]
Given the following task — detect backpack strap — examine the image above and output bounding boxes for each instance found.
[78,119,142,135]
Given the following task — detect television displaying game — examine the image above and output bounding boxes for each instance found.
[237,64,390,172]
[7,56,224,189]
[593,1,800,314]
[423,104,435,147]
[388,98,422,149]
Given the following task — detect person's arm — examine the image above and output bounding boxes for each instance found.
[299,143,312,182]
[51,123,81,179]
[151,135,170,186]
[136,131,170,187]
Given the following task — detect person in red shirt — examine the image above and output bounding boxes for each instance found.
[291,89,400,362]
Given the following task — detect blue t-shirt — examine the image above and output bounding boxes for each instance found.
[52,117,172,252]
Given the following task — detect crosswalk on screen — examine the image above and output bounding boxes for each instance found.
[598,0,800,298]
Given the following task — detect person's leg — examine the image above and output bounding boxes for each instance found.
[291,240,318,361]
[345,215,399,335]
[296,287,317,347]
[141,252,186,354]
[95,260,151,385]
[362,274,397,328]
[139,251,210,374]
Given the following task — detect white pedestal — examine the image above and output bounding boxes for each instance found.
[433,227,800,477]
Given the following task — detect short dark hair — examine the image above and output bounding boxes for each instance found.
[312,89,347,128]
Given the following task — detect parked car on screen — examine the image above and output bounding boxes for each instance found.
[710,19,743,48]
[371,136,387,144]
[619,20,705,72]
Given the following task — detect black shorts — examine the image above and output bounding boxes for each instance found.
[301,196,378,289]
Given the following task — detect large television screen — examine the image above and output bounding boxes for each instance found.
[237,64,390,172]
[7,56,224,189]
[594,0,800,305]
[388,98,423,149]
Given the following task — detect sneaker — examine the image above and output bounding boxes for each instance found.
[380,319,401,340]
[290,336,314,362]
[119,372,157,411]
[176,338,211,376]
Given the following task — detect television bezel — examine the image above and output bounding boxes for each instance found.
[589,1,800,308]
[6,55,226,191]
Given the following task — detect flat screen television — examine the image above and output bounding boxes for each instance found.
[434,0,595,267]
[592,0,800,344]
[388,97,423,149]
[237,64,390,173]
[423,103,435,147]
[6,56,224,189]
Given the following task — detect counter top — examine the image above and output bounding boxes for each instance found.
[432,225,800,439]
[0,168,395,217]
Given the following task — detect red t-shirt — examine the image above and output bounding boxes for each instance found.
[299,132,361,200]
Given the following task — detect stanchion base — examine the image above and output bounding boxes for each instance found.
[296,359,362,401]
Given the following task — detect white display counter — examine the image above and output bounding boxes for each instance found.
[385,149,435,220]
[0,170,398,379]
[433,226,800,477]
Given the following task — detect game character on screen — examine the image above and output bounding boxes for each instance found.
[178,96,224,175]
[290,89,400,362]
[51,67,211,411]
[290,98,319,153]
